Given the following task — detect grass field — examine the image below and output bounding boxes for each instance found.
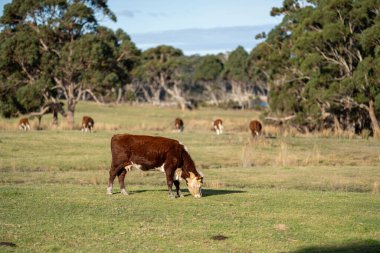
[1,102,380,252]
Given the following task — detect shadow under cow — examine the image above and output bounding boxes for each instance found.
[290,240,380,253]
[201,188,246,197]
[112,188,245,197]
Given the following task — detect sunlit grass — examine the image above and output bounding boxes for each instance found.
[1,102,380,252]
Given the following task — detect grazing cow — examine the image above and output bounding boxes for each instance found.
[213,119,223,135]
[174,118,184,132]
[107,134,203,198]
[81,116,94,132]
[249,120,262,137]
[18,118,30,131]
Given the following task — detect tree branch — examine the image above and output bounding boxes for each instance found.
[83,89,103,104]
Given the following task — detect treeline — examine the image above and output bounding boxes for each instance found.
[254,0,380,136]
[1,0,379,137]
[0,0,266,129]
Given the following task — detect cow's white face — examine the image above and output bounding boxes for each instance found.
[186,172,203,198]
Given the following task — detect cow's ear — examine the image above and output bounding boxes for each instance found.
[189,172,196,179]
[197,177,203,183]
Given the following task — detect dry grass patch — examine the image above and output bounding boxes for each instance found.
[0,121,16,131]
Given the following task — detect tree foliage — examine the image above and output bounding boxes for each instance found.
[256,0,380,136]
[0,0,135,127]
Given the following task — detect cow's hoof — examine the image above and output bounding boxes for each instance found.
[169,194,176,199]
[121,189,129,195]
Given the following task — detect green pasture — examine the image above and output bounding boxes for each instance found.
[1,103,380,252]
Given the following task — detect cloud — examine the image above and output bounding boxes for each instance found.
[147,12,169,18]
[117,10,141,18]
[130,25,275,55]
[116,10,168,19]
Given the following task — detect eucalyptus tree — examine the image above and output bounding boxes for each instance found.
[0,0,117,128]
[194,55,224,105]
[223,46,250,106]
[135,45,190,110]
[292,0,380,135]
[75,28,140,104]
[260,0,380,136]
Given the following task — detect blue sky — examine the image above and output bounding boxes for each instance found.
[0,0,284,55]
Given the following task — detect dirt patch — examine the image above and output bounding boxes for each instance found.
[0,242,17,247]
[211,235,228,241]
[274,224,288,231]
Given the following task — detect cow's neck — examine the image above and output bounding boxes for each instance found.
[182,150,199,178]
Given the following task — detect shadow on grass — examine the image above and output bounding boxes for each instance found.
[201,188,246,197]
[113,188,246,197]
[291,240,380,253]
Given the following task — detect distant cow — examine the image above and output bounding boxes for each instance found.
[249,120,262,137]
[108,134,203,198]
[81,116,94,132]
[18,118,30,131]
[174,118,184,132]
[213,119,223,135]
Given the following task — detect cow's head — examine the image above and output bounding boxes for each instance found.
[186,172,203,198]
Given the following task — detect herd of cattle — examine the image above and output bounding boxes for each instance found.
[173,117,262,136]
[18,116,263,136]
[17,115,262,198]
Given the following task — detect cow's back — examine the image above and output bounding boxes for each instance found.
[174,118,184,131]
[18,117,30,131]
[249,120,262,135]
[213,119,222,128]
[82,116,94,126]
[19,118,29,125]
[111,134,183,171]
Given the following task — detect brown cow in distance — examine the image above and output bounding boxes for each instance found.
[18,118,30,131]
[249,120,262,137]
[81,116,94,132]
[213,119,223,135]
[108,134,203,198]
[174,118,184,132]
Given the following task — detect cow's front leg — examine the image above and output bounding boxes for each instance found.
[165,170,176,199]
[107,168,117,195]
[173,180,183,198]
[118,168,128,195]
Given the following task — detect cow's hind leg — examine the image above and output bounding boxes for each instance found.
[107,168,118,195]
[118,168,128,195]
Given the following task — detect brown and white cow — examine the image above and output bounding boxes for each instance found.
[81,116,94,132]
[213,119,223,135]
[249,120,262,137]
[174,118,184,133]
[107,134,203,198]
[18,118,30,131]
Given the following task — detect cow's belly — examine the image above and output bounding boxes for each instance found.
[125,162,165,172]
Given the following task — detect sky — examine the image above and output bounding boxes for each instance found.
[0,0,284,55]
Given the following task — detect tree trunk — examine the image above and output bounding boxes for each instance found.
[152,88,161,104]
[333,115,342,133]
[231,80,244,107]
[116,87,123,104]
[160,80,188,111]
[368,98,380,139]
[66,98,76,129]
[177,97,187,111]
[52,111,58,126]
